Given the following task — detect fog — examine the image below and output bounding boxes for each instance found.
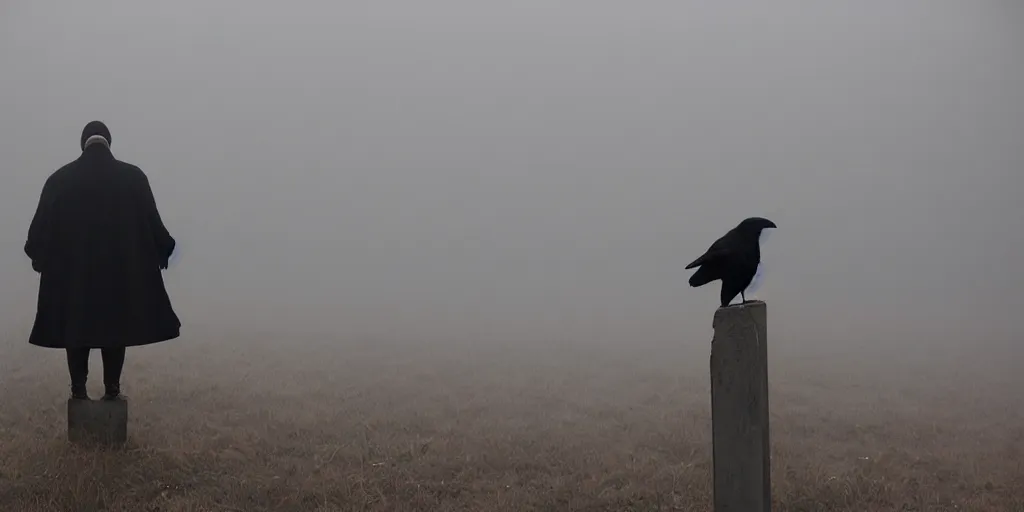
[2,1,1022,352]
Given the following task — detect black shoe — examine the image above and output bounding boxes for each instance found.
[71,385,91,400]
[102,384,123,401]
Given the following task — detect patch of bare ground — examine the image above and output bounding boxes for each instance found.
[1,328,1021,511]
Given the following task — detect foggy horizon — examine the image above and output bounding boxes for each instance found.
[2,1,1022,350]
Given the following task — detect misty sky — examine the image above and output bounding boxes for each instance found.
[1,2,1022,349]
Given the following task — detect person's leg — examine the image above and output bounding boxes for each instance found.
[65,348,91,399]
[100,347,126,399]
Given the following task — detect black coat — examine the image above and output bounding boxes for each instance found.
[24,144,181,349]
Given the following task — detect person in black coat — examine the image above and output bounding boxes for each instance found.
[24,121,181,401]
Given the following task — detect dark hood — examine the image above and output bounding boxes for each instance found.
[80,120,112,151]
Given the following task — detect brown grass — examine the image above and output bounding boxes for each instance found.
[1,327,1022,511]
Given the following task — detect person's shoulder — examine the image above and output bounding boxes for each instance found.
[44,159,81,186]
[112,158,150,182]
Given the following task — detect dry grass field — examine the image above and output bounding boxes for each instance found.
[1,326,1022,511]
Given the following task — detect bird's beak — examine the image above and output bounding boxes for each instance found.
[766,221,777,229]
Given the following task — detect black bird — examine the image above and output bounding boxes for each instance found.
[685,217,777,307]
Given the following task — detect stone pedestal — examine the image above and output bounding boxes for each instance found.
[67,398,128,445]
[710,300,771,512]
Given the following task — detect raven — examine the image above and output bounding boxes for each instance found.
[685,217,777,307]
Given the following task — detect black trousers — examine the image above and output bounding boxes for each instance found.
[65,347,125,388]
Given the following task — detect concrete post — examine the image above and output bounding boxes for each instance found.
[67,398,128,446]
[710,300,770,512]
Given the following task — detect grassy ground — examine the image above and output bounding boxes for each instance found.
[1,328,1021,511]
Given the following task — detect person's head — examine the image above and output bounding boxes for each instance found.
[80,120,112,151]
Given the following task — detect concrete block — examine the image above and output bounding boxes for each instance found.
[67,398,128,445]
[710,300,770,512]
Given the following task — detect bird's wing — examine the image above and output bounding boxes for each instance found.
[684,237,731,269]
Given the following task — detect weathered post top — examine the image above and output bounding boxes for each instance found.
[712,300,766,342]
[710,300,771,512]
[67,398,128,446]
